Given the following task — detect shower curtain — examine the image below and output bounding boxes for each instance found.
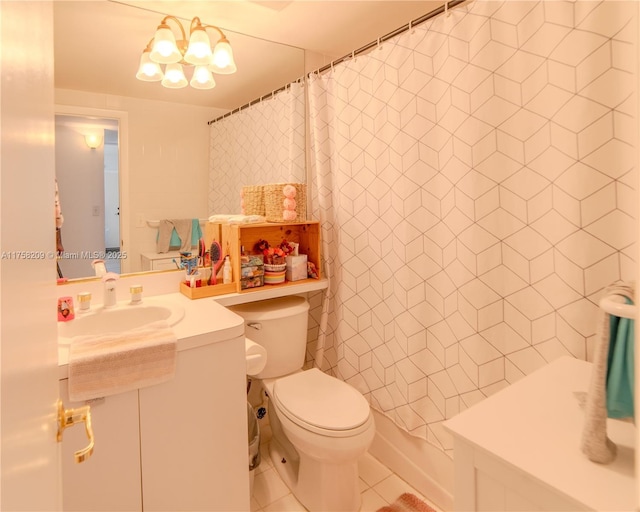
[309,0,637,452]
[208,81,306,214]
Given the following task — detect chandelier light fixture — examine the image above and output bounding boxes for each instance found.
[136,15,237,90]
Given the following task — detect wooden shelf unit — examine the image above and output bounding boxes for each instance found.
[219,221,321,293]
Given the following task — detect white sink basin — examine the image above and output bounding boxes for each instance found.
[58,304,185,343]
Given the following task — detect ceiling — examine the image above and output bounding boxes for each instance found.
[54,1,444,112]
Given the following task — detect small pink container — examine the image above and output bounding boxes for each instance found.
[58,296,75,321]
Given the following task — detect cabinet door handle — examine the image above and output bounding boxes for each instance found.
[56,400,95,463]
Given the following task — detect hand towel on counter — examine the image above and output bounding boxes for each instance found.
[156,219,193,253]
[581,282,635,464]
[68,320,177,402]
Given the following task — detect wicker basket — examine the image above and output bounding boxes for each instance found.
[264,182,307,223]
[241,185,265,216]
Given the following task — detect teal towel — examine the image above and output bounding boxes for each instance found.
[168,219,202,248]
[606,298,635,419]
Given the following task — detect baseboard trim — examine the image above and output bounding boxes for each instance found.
[368,410,454,512]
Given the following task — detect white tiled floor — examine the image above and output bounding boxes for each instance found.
[250,443,440,512]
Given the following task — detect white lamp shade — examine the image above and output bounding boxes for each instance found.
[184,27,212,65]
[136,51,164,82]
[85,133,103,149]
[209,39,237,74]
[150,24,181,64]
[161,63,188,88]
[190,65,216,89]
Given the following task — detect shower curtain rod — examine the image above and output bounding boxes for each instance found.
[207,0,467,125]
[207,77,303,125]
[312,0,467,76]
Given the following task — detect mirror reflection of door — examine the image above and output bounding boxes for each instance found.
[103,128,120,270]
[55,115,120,279]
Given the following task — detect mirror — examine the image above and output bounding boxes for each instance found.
[55,112,123,280]
[54,1,305,281]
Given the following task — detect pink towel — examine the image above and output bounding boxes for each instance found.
[68,320,177,402]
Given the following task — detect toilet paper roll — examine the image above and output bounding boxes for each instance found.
[245,337,267,376]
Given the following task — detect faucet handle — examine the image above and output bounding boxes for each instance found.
[102,272,119,283]
[91,259,107,277]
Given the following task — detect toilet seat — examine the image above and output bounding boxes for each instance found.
[272,368,371,437]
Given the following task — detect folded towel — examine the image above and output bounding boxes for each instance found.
[581,282,634,464]
[208,214,266,224]
[157,219,193,253]
[68,320,177,402]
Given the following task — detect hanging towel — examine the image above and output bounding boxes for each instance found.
[581,282,635,464]
[68,320,177,402]
[157,219,193,253]
[166,219,203,249]
[606,298,635,419]
[191,219,203,246]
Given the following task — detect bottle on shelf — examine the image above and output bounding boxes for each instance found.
[222,256,232,284]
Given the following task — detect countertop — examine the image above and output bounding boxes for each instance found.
[58,292,245,379]
[57,278,329,380]
[443,356,635,512]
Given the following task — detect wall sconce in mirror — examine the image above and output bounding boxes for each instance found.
[85,133,103,149]
[136,15,237,90]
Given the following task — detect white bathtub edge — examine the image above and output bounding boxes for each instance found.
[368,409,454,511]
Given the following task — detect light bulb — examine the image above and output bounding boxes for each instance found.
[161,63,187,88]
[190,65,216,89]
[209,37,237,74]
[85,134,103,149]
[136,50,163,82]
[184,26,212,65]
[150,23,181,64]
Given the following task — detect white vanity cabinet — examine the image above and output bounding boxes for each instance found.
[59,333,250,512]
[139,335,249,511]
[59,380,142,512]
[140,251,182,271]
[444,357,635,512]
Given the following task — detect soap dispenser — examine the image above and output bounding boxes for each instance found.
[222,256,232,284]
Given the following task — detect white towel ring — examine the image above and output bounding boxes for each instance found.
[600,294,636,319]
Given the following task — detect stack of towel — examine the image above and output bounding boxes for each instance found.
[207,214,266,224]
[581,282,635,464]
[68,320,177,402]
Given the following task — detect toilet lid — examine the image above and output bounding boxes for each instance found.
[273,368,370,431]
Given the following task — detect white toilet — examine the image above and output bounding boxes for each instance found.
[229,295,375,512]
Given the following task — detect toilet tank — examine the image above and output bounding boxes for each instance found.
[228,296,310,379]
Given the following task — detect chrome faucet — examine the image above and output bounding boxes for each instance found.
[102,272,119,308]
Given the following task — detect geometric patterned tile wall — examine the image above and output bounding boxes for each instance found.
[308,0,637,457]
[208,81,306,214]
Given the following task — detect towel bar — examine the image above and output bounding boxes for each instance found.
[146,219,208,229]
[599,294,635,319]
